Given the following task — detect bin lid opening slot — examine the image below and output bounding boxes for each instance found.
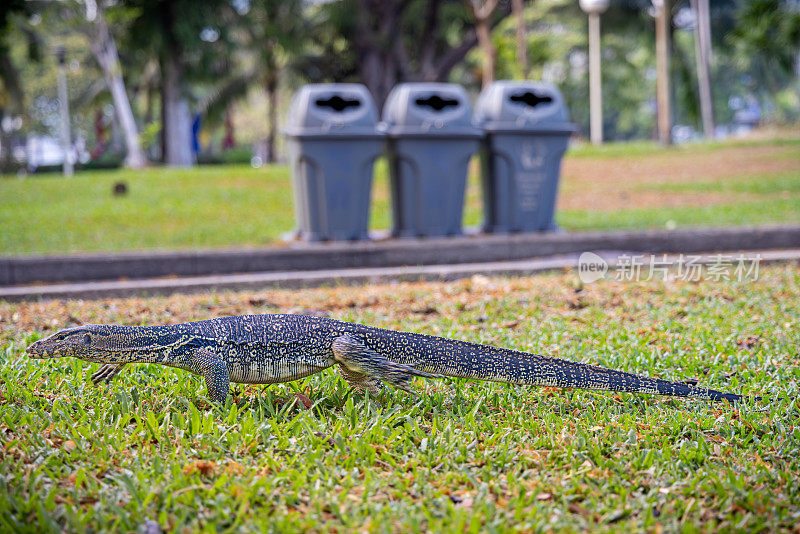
[415,94,459,112]
[315,95,362,112]
[509,91,553,108]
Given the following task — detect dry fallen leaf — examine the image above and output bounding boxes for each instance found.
[736,335,762,350]
[294,393,313,410]
[183,460,217,477]
[225,460,246,475]
[568,502,591,517]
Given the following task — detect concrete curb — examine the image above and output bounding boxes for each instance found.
[2,225,800,285]
[2,249,798,302]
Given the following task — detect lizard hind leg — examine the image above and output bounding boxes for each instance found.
[190,348,230,403]
[91,363,127,385]
[337,365,385,395]
[332,333,441,393]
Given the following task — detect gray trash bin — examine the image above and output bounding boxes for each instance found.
[476,81,576,233]
[284,84,385,241]
[382,83,483,238]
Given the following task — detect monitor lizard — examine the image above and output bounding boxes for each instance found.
[26,313,750,404]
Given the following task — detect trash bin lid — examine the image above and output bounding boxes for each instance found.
[476,81,577,134]
[283,84,385,138]
[381,83,483,138]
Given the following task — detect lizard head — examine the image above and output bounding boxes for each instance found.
[26,324,114,359]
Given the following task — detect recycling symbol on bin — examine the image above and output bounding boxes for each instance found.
[521,141,546,170]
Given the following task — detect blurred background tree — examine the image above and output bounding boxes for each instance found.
[0,0,798,171]
[1,0,39,173]
[728,0,800,123]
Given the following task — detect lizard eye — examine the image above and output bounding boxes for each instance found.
[83,334,92,344]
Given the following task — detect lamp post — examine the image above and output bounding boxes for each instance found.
[652,0,672,145]
[579,0,609,145]
[55,46,73,177]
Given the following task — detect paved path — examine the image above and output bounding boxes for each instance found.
[2,225,799,285]
[2,249,797,302]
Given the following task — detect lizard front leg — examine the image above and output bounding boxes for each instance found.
[332,333,440,393]
[191,348,230,403]
[91,363,127,384]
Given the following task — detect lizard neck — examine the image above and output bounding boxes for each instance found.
[82,324,196,365]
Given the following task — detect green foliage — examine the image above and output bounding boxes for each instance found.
[492,0,658,140]
[5,19,98,137]
[1,265,799,531]
[491,0,800,136]
[196,147,253,165]
[728,0,800,95]
[195,0,307,134]
[221,147,254,165]
[773,88,800,124]
[5,0,800,157]
[139,120,162,151]
[126,0,233,78]
[0,0,33,112]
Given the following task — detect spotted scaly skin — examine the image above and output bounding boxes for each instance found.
[26,314,748,404]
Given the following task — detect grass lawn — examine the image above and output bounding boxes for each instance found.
[1,265,799,531]
[1,133,799,256]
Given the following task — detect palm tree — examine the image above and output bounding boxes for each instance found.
[198,0,307,163]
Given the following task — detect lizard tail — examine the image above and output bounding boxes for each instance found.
[410,337,748,403]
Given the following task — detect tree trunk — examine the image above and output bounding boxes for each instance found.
[159,77,166,163]
[265,73,278,163]
[349,0,513,96]
[161,50,194,166]
[470,0,499,87]
[420,0,441,80]
[0,117,15,174]
[157,0,194,167]
[691,0,714,137]
[223,106,235,151]
[354,31,389,106]
[432,5,511,81]
[360,50,397,108]
[474,18,495,86]
[512,0,528,78]
[0,38,23,174]
[84,0,146,168]
[353,0,404,108]
[144,82,159,160]
[655,0,672,145]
